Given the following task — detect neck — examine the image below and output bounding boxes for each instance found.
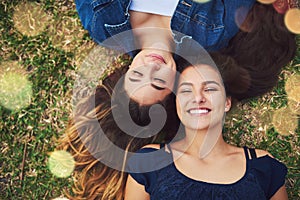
[129,11,174,51]
[176,124,228,159]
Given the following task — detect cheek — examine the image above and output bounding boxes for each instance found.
[130,55,144,69]
[175,97,184,120]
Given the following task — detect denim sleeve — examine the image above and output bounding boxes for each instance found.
[75,0,132,49]
[75,0,96,31]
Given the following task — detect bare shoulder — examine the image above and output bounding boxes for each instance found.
[255,149,274,158]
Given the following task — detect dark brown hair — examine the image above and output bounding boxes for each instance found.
[220,2,297,100]
[58,65,179,199]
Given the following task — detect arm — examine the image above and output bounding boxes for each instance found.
[124,175,150,200]
[270,185,288,200]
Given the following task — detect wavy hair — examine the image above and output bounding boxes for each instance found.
[221,2,297,100]
[58,3,297,199]
[58,64,179,200]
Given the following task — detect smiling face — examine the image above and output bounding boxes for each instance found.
[124,49,176,105]
[176,65,231,131]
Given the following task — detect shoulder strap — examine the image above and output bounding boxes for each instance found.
[243,146,257,160]
[243,146,250,160]
[160,143,165,149]
[249,148,257,159]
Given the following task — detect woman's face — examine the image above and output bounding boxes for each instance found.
[176,65,231,131]
[124,49,176,105]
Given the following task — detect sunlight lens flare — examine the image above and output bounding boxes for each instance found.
[285,73,300,102]
[0,68,33,111]
[257,0,276,4]
[193,0,211,3]
[284,8,300,34]
[272,107,298,136]
[235,6,251,32]
[48,150,75,178]
[13,2,51,36]
[288,99,300,115]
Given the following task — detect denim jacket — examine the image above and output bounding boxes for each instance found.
[76,0,255,54]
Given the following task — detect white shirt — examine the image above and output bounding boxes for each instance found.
[129,0,180,16]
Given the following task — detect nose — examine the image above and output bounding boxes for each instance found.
[146,61,162,72]
[193,91,206,104]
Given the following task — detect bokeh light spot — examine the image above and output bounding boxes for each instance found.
[193,0,211,3]
[288,99,300,115]
[285,73,300,102]
[48,150,75,178]
[272,107,298,136]
[258,108,273,128]
[0,62,33,110]
[284,8,300,34]
[13,2,51,36]
[257,0,276,4]
[235,6,251,32]
[49,16,85,51]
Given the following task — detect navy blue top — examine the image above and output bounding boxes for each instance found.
[127,145,287,200]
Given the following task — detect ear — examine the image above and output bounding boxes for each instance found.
[225,97,232,112]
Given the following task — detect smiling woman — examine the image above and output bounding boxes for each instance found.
[125,55,289,200]
[124,49,176,105]
[58,61,180,200]
[176,65,230,132]
[74,0,261,105]
[75,0,297,104]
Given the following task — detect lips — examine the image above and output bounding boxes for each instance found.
[147,54,166,64]
[187,108,211,115]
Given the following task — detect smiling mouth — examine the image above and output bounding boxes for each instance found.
[146,54,166,64]
[187,108,211,115]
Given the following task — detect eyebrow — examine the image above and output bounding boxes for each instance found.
[179,81,221,88]
[129,77,141,82]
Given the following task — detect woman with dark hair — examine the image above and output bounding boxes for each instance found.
[220,2,297,100]
[59,63,180,199]
[125,54,288,200]
[58,52,253,199]
[75,0,297,102]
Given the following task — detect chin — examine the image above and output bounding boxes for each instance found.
[185,124,210,131]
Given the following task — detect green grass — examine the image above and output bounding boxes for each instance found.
[0,0,299,199]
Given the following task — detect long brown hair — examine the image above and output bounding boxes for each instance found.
[221,2,297,100]
[58,64,179,199]
[58,3,297,199]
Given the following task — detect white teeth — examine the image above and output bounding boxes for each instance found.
[189,109,209,114]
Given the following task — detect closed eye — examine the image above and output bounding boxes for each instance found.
[179,89,192,93]
[153,78,166,84]
[204,88,218,92]
[129,77,140,82]
[132,70,143,77]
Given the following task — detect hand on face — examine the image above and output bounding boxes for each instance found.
[176,65,231,131]
[124,49,176,105]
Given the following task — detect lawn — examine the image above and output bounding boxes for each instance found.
[0,0,299,199]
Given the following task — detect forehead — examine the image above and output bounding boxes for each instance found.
[179,65,222,84]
